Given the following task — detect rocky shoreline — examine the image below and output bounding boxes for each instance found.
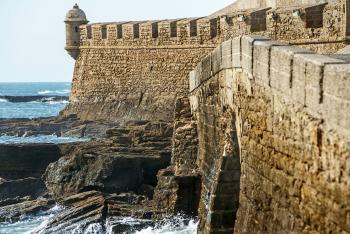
[0,95,69,103]
[0,114,187,232]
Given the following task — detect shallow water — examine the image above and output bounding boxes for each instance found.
[0,135,89,144]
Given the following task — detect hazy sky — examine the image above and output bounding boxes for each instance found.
[0,0,232,82]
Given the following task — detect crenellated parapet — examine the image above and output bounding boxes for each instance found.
[217,1,348,53]
[79,17,221,47]
[69,0,348,56]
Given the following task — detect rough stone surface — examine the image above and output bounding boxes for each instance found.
[189,36,350,233]
[0,144,63,180]
[153,97,201,218]
[43,121,173,198]
[63,0,349,122]
[37,191,153,233]
[0,177,46,201]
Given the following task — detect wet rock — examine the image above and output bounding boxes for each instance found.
[0,144,63,180]
[0,95,68,103]
[37,191,153,233]
[43,141,171,198]
[0,198,55,223]
[0,116,116,138]
[0,196,32,207]
[44,121,173,198]
[0,177,46,200]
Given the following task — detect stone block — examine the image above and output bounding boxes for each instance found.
[106,24,117,40]
[92,24,103,40]
[324,64,350,101]
[218,170,241,183]
[241,35,270,76]
[201,53,212,82]
[189,70,197,92]
[292,54,345,109]
[210,194,239,211]
[322,64,350,131]
[253,40,287,86]
[221,40,232,69]
[270,46,312,96]
[232,36,242,68]
[189,95,198,113]
[207,210,237,229]
[221,156,241,170]
[212,45,222,75]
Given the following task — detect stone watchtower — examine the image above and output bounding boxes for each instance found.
[64,4,88,60]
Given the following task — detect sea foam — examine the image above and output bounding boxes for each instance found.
[38,89,70,95]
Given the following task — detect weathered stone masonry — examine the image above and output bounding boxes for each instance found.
[189,35,350,233]
[61,1,350,232]
[63,0,349,123]
[63,19,220,122]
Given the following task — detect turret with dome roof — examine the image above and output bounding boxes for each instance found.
[65,4,88,59]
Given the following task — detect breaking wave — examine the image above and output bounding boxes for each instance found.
[0,212,197,234]
[135,216,198,234]
[0,205,63,234]
[0,99,8,103]
[47,100,69,105]
[38,89,70,95]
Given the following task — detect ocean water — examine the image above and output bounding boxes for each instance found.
[0,135,89,144]
[0,82,70,119]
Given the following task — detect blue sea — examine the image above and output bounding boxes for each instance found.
[0,82,70,119]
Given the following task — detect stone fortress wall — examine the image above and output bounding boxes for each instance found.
[62,18,221,122]
[62,0,349,123]
[62,1,350,233]
[215,0,347,53]
[187,35,350,233]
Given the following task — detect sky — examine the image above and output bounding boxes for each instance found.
[0,0,233,83]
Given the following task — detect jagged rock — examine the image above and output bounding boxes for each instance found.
[0,116,116,138]
[0,198,55,223]
[0,177,46,200]
[37,191,153,233]
[43,141,171,198]
[43,121,173,198]
[0,196,32,207]
[0,95,69,103]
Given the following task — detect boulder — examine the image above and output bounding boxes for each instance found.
[43,141,171,198]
